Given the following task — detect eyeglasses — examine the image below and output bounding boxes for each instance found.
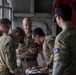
[4,25,10,31]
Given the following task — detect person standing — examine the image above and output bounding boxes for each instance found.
[17,18,39,75]
[0,19,25,75]
[52,4,76,75]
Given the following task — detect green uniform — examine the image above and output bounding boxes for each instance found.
[43,35,54,65]
[17,34,38,74]
[0,33,18,75]
[18,34,32,52]
[53,26,76,75]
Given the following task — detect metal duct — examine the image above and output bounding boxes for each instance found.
[8,0,34,13]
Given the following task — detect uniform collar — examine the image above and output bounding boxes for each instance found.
[26,33,31,37]
[3,33,8,36]
[63,25,73,31]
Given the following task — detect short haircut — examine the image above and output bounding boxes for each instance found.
[55,4,72,21]
[13,27,25,36]
[0,18,11,26]
[32,27,45,37]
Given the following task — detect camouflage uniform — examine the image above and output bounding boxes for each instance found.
[52,26,76,75]
[38,45,46,66]
[43,35,54,65]
[19,34,32,52]
[0,33,19,75]
[17,34,38,74]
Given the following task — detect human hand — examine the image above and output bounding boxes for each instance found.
[32,66,39,69]
[29,48,37,54]
[40,67,49,73]
[16,49,23,55]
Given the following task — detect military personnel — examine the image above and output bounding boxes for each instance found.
[0,26,25,75]
[0,18,11,36]
[32,27,55,73]
[52,4,76,75]
[17,18,39,75]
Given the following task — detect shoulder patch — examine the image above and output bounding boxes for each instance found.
[54,48,60,54]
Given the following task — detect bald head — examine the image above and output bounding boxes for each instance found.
[22,18,32,25]
[22,18,32,35]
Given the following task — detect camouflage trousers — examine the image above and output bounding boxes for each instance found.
[0,69,14,75]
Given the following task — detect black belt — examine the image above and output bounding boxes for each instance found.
[26,58,36,62]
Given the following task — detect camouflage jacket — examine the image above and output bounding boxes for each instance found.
[43,35,55,64]
[53,26,76,75]
[0,33,18,74]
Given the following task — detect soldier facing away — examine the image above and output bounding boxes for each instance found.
[52,4,76,75]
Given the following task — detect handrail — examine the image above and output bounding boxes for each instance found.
[0,6,13,30]
[0,6,13,21]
